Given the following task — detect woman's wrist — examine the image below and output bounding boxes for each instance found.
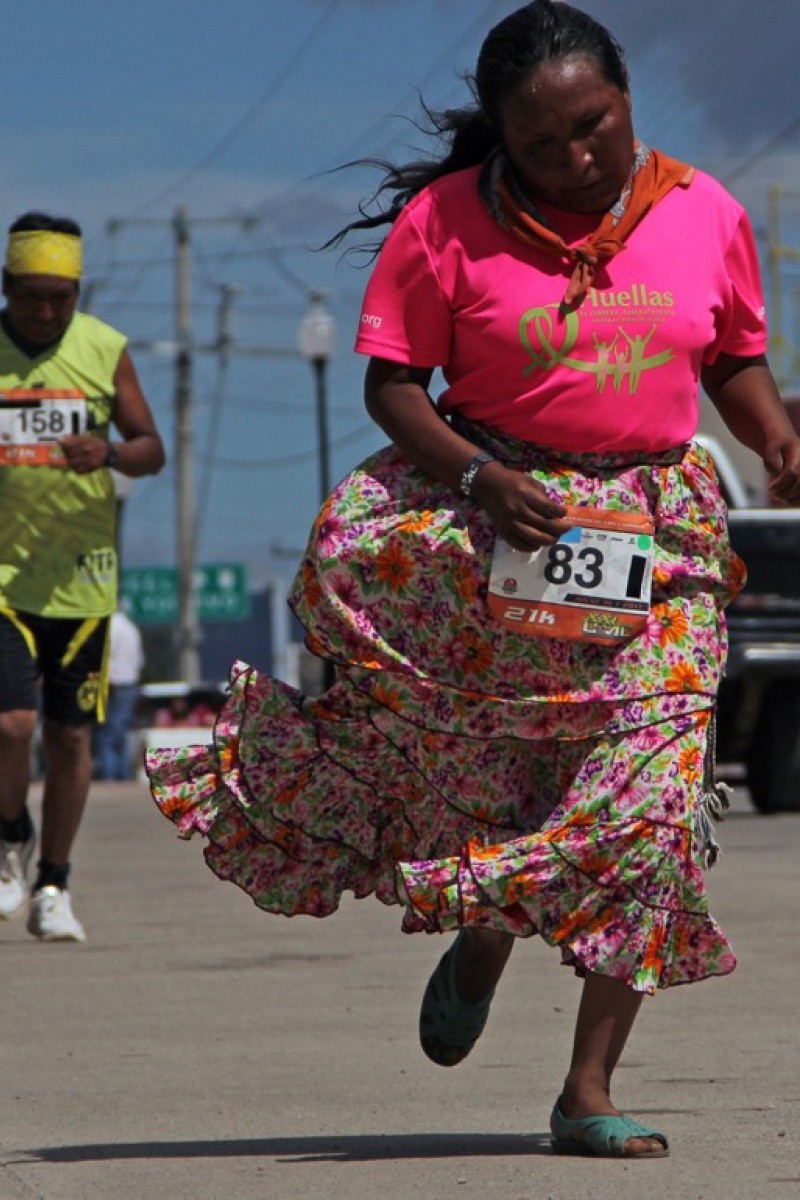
[460,452,496,498]
[470,458,509,505]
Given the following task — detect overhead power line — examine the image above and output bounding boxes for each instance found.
[242,0,501,224]
[721,116,800,186]
[204,422,377,471]
[121,0,344,218]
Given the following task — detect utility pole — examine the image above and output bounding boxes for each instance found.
[173,207,200,684]
[106,209,272,685]
[105,211,336,688]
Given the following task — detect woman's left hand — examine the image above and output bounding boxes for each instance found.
[703,354,800,506]
[765,438,800,505]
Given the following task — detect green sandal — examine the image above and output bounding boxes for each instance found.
[419,931,495,1067]
[550,1101,670,1158]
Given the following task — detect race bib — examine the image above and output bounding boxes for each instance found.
[0,389,89,466]
[488,506,655,645]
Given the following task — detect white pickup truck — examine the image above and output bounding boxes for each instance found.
[698,434,800,812]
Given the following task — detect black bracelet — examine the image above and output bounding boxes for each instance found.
[459,451,495,498]
[105,443,120,470]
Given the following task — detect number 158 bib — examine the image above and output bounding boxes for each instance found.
[0,389,89,467]
[488,506,655,646]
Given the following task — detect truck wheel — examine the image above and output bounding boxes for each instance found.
[745,680,800,813]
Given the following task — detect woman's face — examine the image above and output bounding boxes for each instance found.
[498,55,635,215]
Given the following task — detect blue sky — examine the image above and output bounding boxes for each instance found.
[4,0,800,589]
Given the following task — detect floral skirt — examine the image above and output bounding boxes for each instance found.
[147,428,745,994]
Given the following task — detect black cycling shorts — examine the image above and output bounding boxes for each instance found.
[0,609,110,724]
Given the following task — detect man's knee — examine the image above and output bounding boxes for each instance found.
[42,719,93,762]
[0,709,38,745]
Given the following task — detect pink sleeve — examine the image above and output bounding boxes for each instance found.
[353,205,452,366]
[704,210,768,364]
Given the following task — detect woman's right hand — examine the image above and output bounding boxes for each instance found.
[362,358,568,548]
[473,461,568,551]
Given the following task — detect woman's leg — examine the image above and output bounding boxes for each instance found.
[456,927,515,1002]
[559,971,663,1155]
[420,927,515,1067]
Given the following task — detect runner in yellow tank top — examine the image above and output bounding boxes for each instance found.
[0,211,165,942]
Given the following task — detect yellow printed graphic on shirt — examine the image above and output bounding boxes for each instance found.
[519,299,675,394]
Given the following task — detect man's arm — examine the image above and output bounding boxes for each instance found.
[59,349,165,476]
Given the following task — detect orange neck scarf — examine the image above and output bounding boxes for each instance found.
[481,142,694,307]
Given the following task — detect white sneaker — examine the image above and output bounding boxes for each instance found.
[27,886,86,943]
[0,836,35,919]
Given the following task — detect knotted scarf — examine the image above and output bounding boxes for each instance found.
[479,141,694,307]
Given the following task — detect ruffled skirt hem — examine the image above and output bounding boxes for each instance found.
[147,660,736,996]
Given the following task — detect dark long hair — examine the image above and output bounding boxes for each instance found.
[328,0,628,257]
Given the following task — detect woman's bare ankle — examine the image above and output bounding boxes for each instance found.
[559,1074,617,1120]
[455,928,514,1003]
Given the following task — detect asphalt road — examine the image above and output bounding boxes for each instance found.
[0,778,797,1200]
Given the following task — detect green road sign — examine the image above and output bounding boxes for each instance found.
[120,563,251,625]
[195,563,251,621]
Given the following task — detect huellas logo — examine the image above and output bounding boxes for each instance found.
[519,300,675,395]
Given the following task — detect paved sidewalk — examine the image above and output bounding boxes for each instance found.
[0,779,797,1199]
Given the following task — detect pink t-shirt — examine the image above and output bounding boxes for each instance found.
[354,164,767,452]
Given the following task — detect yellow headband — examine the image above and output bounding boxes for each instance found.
[5,230,82,280]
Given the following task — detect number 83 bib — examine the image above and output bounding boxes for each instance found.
[487,506,655,646]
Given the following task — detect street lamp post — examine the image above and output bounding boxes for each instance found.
[298,292,336,507]
[298,293,336,693]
